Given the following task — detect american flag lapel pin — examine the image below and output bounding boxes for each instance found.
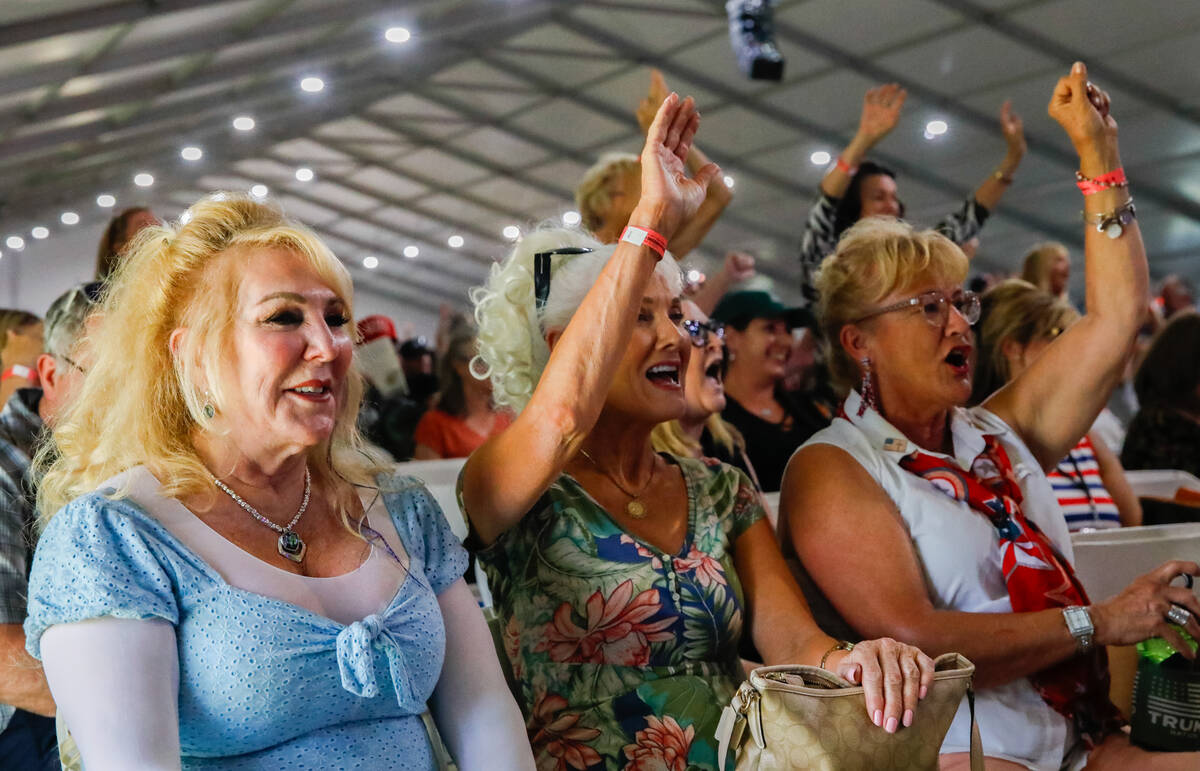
[883,437,908,453]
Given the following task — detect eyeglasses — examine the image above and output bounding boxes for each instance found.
[854,289,981,328]
[55,353,87,374]
[681,319,725,347]
[534,247,594,311]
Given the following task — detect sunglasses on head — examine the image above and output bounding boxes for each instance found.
[534,247,594,312]
[681,319,726,347]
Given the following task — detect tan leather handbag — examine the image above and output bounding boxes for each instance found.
[715,652,982,771]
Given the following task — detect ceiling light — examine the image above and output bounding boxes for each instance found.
[134,172,154,187]
[5,236,24,250]
[447,235,464,248]
[403,245,419,259]
[924,119,948,139]
[502,225,520,240]
[294,167,314,182]
[810,150,831,166]
[181,146,203,161]
[96,194,116,208]
[30,226,48,240]
[60,211,79,226]
[362,255,379,269]
[686,269,703,283]
[299,76,324,93]
[562,210,581,226]
[232,115,255,131]
[723,175,735,188]
[385,26,411,44]
[250,184,269,198]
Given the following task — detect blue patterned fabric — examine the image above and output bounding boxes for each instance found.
[23,469,467,769]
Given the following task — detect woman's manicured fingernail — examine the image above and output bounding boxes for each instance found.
[903,709,914,727]
[873,710,882,727]
[919,685,928,700]
[885,717,898,733]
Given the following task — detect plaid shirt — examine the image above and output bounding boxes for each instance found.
[0,388,44,734]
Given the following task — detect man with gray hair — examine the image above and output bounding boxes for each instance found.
[0,281,100,770]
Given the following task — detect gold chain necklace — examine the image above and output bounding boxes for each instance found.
[577,448,655,519]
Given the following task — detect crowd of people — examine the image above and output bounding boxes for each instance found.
[0,54,1199,771]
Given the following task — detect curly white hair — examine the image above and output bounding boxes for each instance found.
[471,224,683,413]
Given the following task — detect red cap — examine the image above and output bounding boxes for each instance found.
[357,315,397,344]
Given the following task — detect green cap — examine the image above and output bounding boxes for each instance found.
[710,290,814,329]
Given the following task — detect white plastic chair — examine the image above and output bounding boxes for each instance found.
[1071,523,1200,602]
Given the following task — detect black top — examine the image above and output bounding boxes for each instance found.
[721,390,830,493]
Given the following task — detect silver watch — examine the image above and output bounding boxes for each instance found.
[1063,606,1094,652]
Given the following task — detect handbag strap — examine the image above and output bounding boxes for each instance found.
[968,687,983,771]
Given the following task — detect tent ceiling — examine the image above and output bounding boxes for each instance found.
[0,0,1198,317]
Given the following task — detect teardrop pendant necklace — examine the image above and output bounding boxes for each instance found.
[577,449,655,519]
[212,467,312,563]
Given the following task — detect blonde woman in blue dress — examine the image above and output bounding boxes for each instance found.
[22,196,533,769]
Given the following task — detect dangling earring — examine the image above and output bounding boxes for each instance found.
[857,357,878,417]
[202,391,216,420]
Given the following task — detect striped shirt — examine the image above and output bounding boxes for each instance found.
[1047,435,1121,531]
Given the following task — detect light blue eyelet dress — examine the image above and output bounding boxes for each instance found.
[23,469,468,769]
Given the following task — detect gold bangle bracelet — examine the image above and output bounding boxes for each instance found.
[820,640,855,669]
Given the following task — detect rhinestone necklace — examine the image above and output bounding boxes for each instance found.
[212,467,311,563]
[577,449,655,519]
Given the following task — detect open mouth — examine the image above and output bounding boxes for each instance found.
[944,346,971,377]
[645,362,681,389]
[704,360,723,385]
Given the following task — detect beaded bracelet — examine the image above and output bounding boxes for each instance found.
[1075,168,1128,196]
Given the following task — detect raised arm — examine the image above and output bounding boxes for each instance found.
[636,70,731,259]
[820,84,905,200]
[462,94,719,545]
[799,84,906,276]
[985,63,1146,469]
[783,444,1200,690]
[971,100,1026,211]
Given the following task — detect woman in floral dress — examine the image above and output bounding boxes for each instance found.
[461,93,936,770]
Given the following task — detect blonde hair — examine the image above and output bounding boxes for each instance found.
[651,415,745,458]
[37,194,389,524]
[472,225,683,414]
[575,153,639,233]
[814,217,968,392]
[970,279,1079,405]
[1020,242,1069,295]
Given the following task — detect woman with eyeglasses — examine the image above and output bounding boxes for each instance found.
[463,93,935,771]
[971,279,1141,531]
[782,66,1200,769]
[650,301,765,489]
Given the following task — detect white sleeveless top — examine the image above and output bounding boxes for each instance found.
[802,390,1079,771]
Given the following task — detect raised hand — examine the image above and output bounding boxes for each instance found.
[1048,61,1118,157]
[636,69,670,135]
[721,251,756,283]
[633,93,720,243]
[856,83,907,147]
[1000,100,1026,157]
[834,637,936,734]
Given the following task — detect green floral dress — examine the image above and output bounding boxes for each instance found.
[472,455,763,771]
